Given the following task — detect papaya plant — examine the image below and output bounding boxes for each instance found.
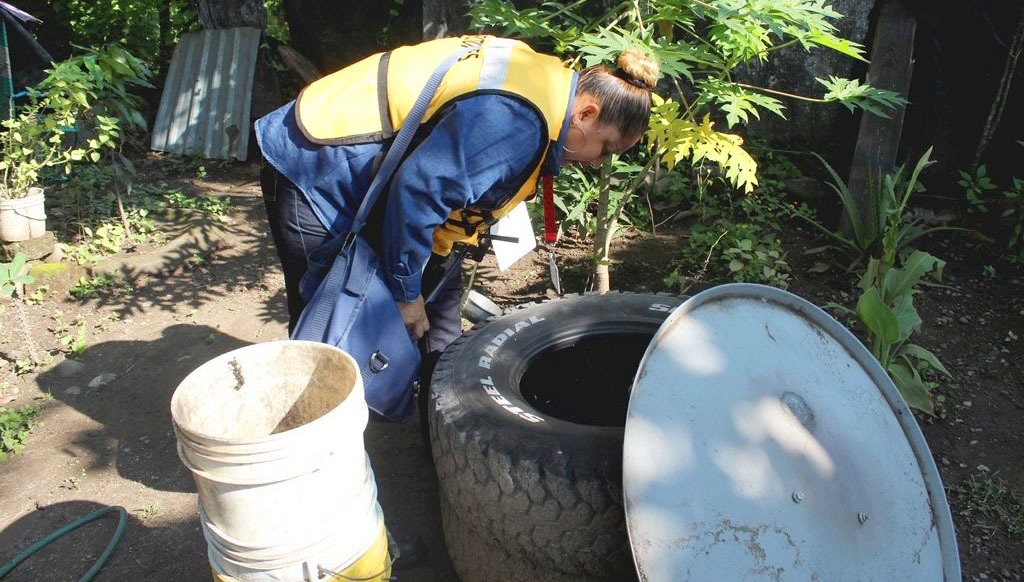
[471,0,906,292]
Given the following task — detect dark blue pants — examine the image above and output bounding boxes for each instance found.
[259,163,464,366]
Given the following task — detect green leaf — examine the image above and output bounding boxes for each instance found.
[729,259,744,272]
[890,293,921,342]
[696,79,786,128]
[8,253,26,280]
[806,31,867,61]
[857,286,899,345]
[887,362,934,414]
[900,344,951,377]
[885,250,944,298]
[817,76,907,117]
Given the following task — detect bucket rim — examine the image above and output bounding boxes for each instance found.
[0,188,45,207]
[170,340,364,446]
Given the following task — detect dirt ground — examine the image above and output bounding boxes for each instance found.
[0,158,1021,581]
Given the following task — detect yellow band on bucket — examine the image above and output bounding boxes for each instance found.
[211,521,392,582]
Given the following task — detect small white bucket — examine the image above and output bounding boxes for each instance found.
[0,188,46,242]
[170,340,387,581]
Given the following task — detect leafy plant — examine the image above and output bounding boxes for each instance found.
[40,44,153,139]
[48,0,199,71]
[2,253,44,367]
[958,165,998,213]
[800,148,966,270]
[14,359,36,375]
[164,189,231,219]
[843,250,950,413]
[1,405,41,461]
[665,222,791,290]
[136,502,163,520]
[70,274,132,300]
[0,253,34,298]
[671,224,790,288]
[0,70,117,198]
[551,155,649,238]
[999,177,1024,259]
[472,0,905,291]
[722,237,791,288]
[58,316,89,357]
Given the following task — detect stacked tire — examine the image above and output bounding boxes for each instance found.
[428,292,686,582]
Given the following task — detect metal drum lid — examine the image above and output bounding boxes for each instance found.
[624,284,959,581]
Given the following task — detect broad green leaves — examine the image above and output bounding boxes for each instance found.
[696,79,786,127]
[856,286,899,345]
[0,45,150,199]
[470,0,905,201]
[0,253,35,298]
[648,101,759,192]
[817,76,908,117]
[855,248,949,414]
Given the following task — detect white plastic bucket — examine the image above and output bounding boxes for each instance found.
[0,188,46,242]
[170,340,387,581]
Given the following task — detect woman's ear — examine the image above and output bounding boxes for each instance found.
[573,99,601,125]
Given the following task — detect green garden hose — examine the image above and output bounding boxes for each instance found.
[0,505,127,581]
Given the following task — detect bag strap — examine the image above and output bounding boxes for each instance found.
[296,46,475,342]
[348,45,476,240]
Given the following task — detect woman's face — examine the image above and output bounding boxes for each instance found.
[562,97,642,167]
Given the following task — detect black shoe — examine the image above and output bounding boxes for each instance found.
[388,531,427,571]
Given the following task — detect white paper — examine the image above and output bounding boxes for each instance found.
[490,203,536,271]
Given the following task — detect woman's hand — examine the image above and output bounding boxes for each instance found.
[398,297,430,341]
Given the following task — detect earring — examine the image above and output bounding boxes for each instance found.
[562,123,588,155]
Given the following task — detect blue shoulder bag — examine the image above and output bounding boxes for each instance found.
[291,46,474,421]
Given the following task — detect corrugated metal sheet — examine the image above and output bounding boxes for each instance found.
[151,27,260,161]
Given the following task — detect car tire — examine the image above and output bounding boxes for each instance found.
[429,292,686,582]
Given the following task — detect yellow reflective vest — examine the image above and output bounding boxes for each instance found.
[295,35,574,255]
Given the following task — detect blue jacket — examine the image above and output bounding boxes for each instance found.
[256,84,575,302]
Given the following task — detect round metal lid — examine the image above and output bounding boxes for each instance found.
[624,284,959,581]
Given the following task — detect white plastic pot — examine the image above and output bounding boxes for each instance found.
[0,187,46,242]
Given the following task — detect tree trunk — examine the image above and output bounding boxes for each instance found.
[158,3,173,70]
[197,0,266,29]
[282,0,422,73]
[971,6,1024,170]
[423,0,473,39]
[592,165,614,294]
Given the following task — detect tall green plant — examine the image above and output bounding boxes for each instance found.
[853,250,950,414]
[801,148,967,270]
[815,149,954,413]
[471,0,906,291]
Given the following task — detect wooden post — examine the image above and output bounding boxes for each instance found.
[843,0,916,230]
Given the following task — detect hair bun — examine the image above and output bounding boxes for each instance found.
[617,48,659,90]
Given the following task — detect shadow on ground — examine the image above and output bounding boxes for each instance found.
[30,326,457,580]
[0,500,207,581]
[36,324,252,493]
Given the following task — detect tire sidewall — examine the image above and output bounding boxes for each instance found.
[430,293,685,460]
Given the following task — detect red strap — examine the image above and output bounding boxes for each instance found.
[542,175,557,244]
